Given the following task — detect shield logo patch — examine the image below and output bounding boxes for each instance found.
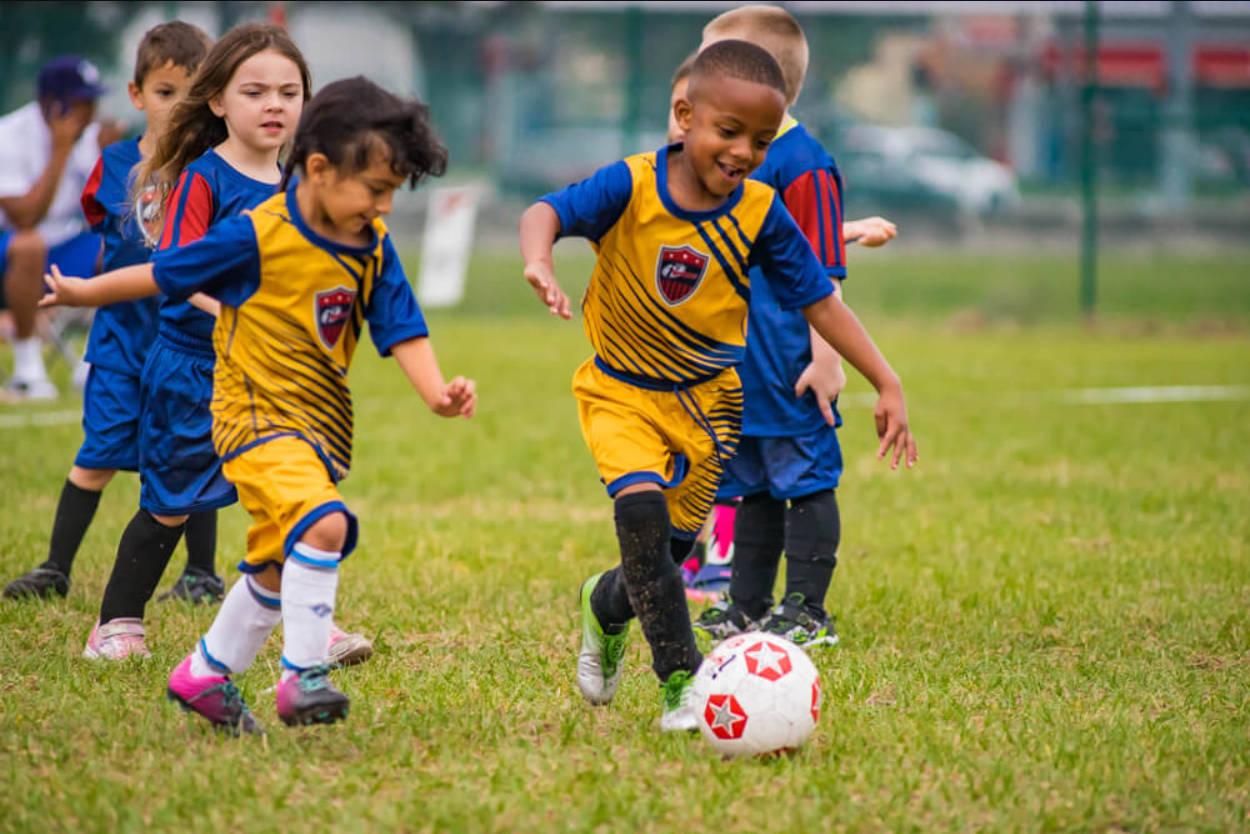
[315,287,356,349]
[655,245,709,306]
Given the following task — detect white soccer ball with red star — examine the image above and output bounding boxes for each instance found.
[691,632,821,757]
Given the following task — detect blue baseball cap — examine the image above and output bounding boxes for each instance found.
[36,56,106,103]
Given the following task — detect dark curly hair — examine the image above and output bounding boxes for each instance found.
[279,76,448,191]
[689,38,786,100]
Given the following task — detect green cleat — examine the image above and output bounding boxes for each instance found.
[577,573,630,705]
[659,669,698,732]
[762,593,839,648]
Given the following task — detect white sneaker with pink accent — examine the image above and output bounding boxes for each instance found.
[83,618,151,661]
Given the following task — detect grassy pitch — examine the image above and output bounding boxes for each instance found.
[0,249,1247,833]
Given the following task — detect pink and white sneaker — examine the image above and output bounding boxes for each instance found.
[166,654,263,735]
[328,623,374,667]
[82,618,151,661]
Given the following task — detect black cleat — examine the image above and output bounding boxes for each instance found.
[3,566,70,600]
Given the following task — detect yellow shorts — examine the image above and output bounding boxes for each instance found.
[573,358,742,537]
[221,435,359,573]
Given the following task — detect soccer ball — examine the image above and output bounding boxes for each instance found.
[691,632,821,758]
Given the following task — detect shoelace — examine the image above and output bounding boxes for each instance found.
[298,665,335,693]
[188,679,245,716]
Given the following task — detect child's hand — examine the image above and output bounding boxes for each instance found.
[846,217,898,248]
[524,261,571,319]
[795,358,847,427]
[873,382,918,470]
[38,264,89,308]
[431,376,477,418]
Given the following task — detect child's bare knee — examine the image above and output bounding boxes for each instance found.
[300,512,348,552]
[253,565,282,593]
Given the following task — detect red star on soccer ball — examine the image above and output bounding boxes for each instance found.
[704,693,748,740]
[744,640,792,682]
[811,679,822,723]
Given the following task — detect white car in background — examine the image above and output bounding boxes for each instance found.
[841,125,1020,215]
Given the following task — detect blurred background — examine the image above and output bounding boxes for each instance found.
[2,0,1248,319]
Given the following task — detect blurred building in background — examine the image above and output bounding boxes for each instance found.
[1,0,1247,241]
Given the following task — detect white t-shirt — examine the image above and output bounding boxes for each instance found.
[0,101,101,247]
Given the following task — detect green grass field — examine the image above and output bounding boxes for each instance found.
[1,249,1248,833]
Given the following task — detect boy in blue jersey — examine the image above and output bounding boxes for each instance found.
[2,23,214,603]
[520,40,916,731]
[692,6,899,648]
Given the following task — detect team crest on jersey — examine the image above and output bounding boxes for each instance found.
[136,184,163,248]
[655,245,709,306]
[315,287,356,349]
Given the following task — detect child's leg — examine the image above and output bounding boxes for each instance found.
[783,489,840,616]
[727,492,786,621]
[183,510,218,577]
[192,565,282,677]
[613,486,701,682]
[98,510,187,624]
[281,511,348,677]
[591,532,694,630]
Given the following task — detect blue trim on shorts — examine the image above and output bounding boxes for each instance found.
[284,501,359,562]
[605,453,690,498]
[198,638,233,674]
[237,559,284,575]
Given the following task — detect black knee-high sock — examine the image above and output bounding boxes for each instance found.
[591,534,697,630]
[42,480,103,576]
[183,510,217,575]
[613,491,701,681]
[727,492,785,620]
[784,489,841,616]
[99,510,185,623]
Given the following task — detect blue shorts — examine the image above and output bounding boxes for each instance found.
[0,230,101,306]
[138,337,237,516]
[75,366,142,471]
[717,427,843,501]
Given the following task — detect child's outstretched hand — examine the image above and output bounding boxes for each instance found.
[873,383,918,470]
[524,261,571,319]
[38,265,89,308]
[845,217,898,248]
[431,376,477,418]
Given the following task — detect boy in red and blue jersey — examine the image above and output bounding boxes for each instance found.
[2,22,216,604]
[692,6,901,647]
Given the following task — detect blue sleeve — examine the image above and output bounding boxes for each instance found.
[366,235,429,357]
[749,195,835,311]
[151,214,261,307]
[538,160,633,243]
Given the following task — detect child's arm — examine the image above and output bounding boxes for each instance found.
[189,293,221,317]
[390,337,476,418]
[40,263,158,308]
[801,293,916,469]
[797,281,847,427]
[519,202,572,319]
[843,217,897,248]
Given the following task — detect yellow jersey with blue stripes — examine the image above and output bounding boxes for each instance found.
[540,143,833,389]
[151,188,429,482]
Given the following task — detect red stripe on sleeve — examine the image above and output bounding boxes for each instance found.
[820,169,846,269]
[158,172,213,250]
[80,156,106,229]
[781,171,826,265]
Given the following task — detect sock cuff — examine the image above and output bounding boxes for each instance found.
[63,479,103,500]
[614,489,667,511]
[290,542,341,569]
[244,576,282,609]
[198,638,233,674]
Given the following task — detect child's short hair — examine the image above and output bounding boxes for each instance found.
[281,76,448,191]
[689,39,787,102]
[703,5,808,105]
[671,52,697,89]
[133,21,213,88]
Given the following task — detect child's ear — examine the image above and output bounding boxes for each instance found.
[127,81,144,111]
[304,152,331,183]
[207,93,226,118]
[674,97,695,133]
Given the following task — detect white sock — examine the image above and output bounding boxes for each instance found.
[191,576,282,676]
[12,338,47,381]
[280,542,340,679]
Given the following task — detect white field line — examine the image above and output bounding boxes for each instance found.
[0,410,80,430]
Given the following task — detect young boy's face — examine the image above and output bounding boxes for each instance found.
[673,72,785,198]
[128,61,194,140]
[667,76,688,144]
[313,142,408,236]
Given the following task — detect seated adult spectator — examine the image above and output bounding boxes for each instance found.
[0,56,106,399]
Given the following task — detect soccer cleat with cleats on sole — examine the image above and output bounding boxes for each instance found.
[659,669,699,732]
[762,593,839,648]
[276,665,350,726]
[167,654,264,736]
[159,570,226,605]
[83,618,151,661]
[3,565,70,600]
[693,600,762,643]
[328,624,374,667]
[577,573,630,706]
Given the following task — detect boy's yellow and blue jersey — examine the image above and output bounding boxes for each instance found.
[150,186,429,482]
[540,143,834,390]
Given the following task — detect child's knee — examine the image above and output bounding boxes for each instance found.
[6,230,46,266]
[253,565,282,593]
[299,511,349,553]
[68,466,116,491]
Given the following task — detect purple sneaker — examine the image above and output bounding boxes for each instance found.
[166,654,263,736]
[276,665,350,726]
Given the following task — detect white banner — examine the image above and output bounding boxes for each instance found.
[417,184,484,309]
